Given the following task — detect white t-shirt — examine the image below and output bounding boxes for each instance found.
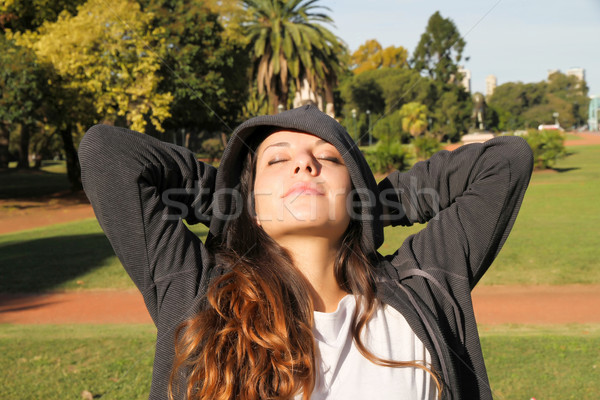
[299,295,437,400]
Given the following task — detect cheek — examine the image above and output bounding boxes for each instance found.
[253,173,279,216]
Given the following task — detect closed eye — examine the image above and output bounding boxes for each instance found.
[318,156,343,164]
[267,158,288,165]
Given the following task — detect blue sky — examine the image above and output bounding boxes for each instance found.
[328,0,600,97]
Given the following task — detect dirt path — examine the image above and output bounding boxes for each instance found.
[1,285,599,325]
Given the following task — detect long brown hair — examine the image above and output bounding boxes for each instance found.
[169,135,442,399]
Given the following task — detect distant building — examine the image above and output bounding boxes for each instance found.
[458,67,471,92]
[293,78,324,114]
[589,96,599,131]
[567,67,585,82]
[485,75,497,98]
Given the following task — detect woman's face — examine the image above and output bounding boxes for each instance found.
[253,130,353,243]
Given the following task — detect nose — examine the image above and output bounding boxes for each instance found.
[292,152,319,176]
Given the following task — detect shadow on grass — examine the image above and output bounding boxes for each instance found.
[551,167,580,173]
[0,168,71,200]
[0,233,115,293]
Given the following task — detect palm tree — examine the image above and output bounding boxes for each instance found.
[243,0,345,114]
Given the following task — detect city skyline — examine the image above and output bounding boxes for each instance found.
[328,0,599,97]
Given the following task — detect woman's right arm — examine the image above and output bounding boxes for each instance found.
[78,125,216,324]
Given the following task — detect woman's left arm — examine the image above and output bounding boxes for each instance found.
[378,136,534,287]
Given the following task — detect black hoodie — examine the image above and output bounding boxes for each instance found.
[79,105,533,399]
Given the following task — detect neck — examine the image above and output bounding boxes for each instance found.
[276,235,347,313]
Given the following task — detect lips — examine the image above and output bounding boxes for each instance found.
[282,181,325,198]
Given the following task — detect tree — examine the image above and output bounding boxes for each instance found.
[9,0,173,189]
[487,73,587,131]
[398,102,428,137]
[547,72,589,127]
[411,11,466,84]
[11,0,173,133]
[144,0,251,138]
[0,0,86,32]
[351,39,408,74]
[243,0,345,114]
[0,36,54,168]
[429,84,472,141]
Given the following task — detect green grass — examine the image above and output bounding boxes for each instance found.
[481,324,600,399]
[0,218,209,293]
[0,324,156,400]
[1,145,599,292]
[481,145,600,285]
[381,144,600,285]
[1,324,598,399]
[0,161,71,199]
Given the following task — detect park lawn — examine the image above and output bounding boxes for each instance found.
[1,144,599,292]
[0,324,156,400]
[1,161,71,199]
[382,144,600,285]
[0,323,598,399]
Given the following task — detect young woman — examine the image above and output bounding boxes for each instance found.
[79,105,533,399]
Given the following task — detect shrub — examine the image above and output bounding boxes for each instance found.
[413,135,441,160]
[363,141,410,173]
[201,137,223,164]
[523,129,567,169]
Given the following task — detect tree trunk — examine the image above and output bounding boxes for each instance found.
[17,124,31,169]
[325,77,335,118]
[269,90,280,115]
[59,124,82,191]
[0,123,10,169]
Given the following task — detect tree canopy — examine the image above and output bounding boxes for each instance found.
[411,11,466,84]
[243,0,346,114]
[11,0,173,133]
[488,72,588,130]
[351,39,408,74]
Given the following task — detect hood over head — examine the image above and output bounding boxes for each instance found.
[208,104,384,252]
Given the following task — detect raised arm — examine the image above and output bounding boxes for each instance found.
[79,125,216,324]
[378,136,533,287]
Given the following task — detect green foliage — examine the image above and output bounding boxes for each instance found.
[342,76,386,115]
[371,113,403,144]
[411,11,466,84]
[0,0,87,32]
[201,137,224,164]
[429,83,472,142]
[522,129,567,169]
[0,36,52,167]
[10,0,173,133]
[398,101,428,137]
[412,135,441,160]
[362,141,410,174]
[339,67,471,142]
[148,0,250,134]
[488,72,589,130]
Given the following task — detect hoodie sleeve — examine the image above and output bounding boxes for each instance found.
[78,124,216,324]
[377,136,533,287]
